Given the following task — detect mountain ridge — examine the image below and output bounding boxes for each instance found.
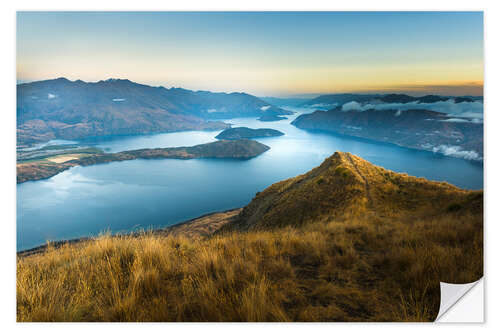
[17,78,292,147]
[301,93,483,108]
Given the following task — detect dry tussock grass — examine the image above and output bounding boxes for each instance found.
[17,152,482,322]
[17,209,482,322]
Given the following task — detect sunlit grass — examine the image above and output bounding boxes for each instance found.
[17,152,483,322]
[17,209,482,322]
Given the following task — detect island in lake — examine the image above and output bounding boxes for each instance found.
[17,139,269,183]
[215,127,284,140]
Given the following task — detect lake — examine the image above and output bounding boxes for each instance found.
[17,112,483,251]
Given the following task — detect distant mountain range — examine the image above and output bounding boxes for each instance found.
[17,78,291,147]
[292,92,484,161]
[301,93,483,109]
[259,96,310,107]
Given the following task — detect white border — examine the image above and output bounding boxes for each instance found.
[2,1,499,332]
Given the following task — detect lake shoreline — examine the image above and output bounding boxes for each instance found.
[17,207,242,256]
[16,139,270,184]
[293,127,484,165]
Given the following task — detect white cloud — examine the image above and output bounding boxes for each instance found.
[440,118,470,123]
[47,93,56,99]
[311,103,338,110]
[341,101,362,112]
[431,145,482,161]
[260,105,271,111]
[112,98,125,102]
[340,99,483,120]
[206,109,219,113]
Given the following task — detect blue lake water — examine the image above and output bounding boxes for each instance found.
[17,113,483,251]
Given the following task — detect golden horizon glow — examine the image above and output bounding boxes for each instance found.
[17,12,484,97]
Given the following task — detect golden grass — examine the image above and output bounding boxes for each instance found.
[17,209,482,322]
[17,152,482,322]
[230,152,477,231]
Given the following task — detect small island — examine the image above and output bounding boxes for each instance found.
[215,127,284,140]
[17,139,270,183]
[258,114,289,122]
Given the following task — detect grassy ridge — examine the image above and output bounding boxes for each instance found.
[228,152,478,231]
[17,152,483,322]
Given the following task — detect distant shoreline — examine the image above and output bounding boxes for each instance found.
[17,208,242,257]
[16,139,270,183]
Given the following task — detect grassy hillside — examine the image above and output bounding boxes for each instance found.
[17,153,482,322]
[227,152,480,230]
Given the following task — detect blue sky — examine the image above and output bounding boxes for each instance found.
[17,12,483,96]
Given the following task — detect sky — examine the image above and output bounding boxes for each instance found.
[17,12,483,97]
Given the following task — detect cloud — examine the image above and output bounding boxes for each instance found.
[260,105,271,111]
[206,109,219,113]
[112,98,125,102]
[341,101,362,112]
[340,99,483,120]
[311,103,338,110]
[431,145,482,161]
[47,93,56,99]
[440,118,470,123]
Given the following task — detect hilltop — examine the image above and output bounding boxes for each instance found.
[17,139,269,183]
[17,153,482,321]
[225,152,481,231]
[215,127,284,140]
[17,78,292,147]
